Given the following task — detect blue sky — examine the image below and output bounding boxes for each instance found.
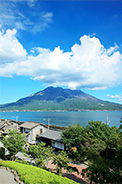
[0,0,122,104]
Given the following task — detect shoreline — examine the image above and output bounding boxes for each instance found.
[0,109,122,112]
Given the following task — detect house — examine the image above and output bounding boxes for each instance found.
[0,118,65,151]
[38,129,65,150]
[20,121,47,144]
[0,119,19,136]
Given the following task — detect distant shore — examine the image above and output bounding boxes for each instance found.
[0,109,122,112]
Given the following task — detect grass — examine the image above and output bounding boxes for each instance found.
[0,161,78,184]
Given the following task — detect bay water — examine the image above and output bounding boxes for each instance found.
[0,111,122,128]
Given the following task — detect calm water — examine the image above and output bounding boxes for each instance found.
[0,111,122,128]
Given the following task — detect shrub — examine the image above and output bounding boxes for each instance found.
[0,160,3,166]
[1,161,77,184]
[0,147,5,159]
[15,159,29,165]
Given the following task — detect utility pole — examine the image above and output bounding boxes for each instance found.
[106,114,110,126]
[16,116,18,121]
[47,118,50,129]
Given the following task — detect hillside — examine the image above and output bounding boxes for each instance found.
[0,86,122,111]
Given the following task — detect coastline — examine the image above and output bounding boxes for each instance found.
[0,109,122,112]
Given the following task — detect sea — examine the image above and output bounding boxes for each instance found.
[0,111,122,128]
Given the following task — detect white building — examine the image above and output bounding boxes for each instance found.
[20,121,47,144]
[39,129,65,150]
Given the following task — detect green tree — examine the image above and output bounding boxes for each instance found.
[81,123,122,184]
[52,151,78,176]
[62,121,121,162]
[2,129,26,160]
[81,149,122,184]
[81,156,112,184]
[62,124,84,161]
[83,121,121,159]
[28,142,54,168]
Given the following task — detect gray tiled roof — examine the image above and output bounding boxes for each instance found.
[0,121,9,129]
[20,121,40,129]
[39,129,62,141]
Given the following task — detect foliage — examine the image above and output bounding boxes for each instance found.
[1,161,78,184]
[82,156,113,184]
[81,120,122,184]
[0,160,3,165]
[82,150,122,184]
[15,159,29,165]
[62,124,84,161]
[1,97,122,111]
[119,117,122,130]
[0,147,5,159]
[62,121,121,161]
[52,151,78,176]
[28,142,54,168]
[1,129,26,160]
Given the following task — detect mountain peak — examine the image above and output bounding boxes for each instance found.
[1,86,122,111]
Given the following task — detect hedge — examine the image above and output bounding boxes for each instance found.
[0,161,78,184]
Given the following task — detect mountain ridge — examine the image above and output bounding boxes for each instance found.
[0,86,122,111]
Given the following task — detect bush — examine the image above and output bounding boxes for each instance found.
[15,159,29,165]
[0,147,5,159]
[1,161,77,184]
[0,160,3,166]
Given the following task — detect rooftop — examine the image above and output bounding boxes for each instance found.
[20,121,40,129]
[39,129,62,141]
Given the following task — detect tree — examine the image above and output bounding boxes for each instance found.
[51,151,78,176]
[119,117,122,130]
[81,123,122,184]
[81,156,112,184]
[62,124,84,161]
[62,121,121,162]
[28,142,54,168]
[2,129,26,160]
[81,149,122,184]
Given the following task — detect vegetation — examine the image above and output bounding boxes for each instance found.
[1,98,122,111]
[0,161,78,184]
[1,87,122,111]
[62,121,121,161]
[1,129,26,160]
[52,151,78,176]
[0,147,5,159]
[62,120,122,183]
[1,117,122,183]
[28,142,54,168]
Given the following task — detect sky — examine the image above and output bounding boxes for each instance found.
[0,0,122,105]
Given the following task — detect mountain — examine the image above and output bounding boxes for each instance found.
[0,86,122,111]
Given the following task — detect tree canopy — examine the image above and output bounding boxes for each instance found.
[62,120,122,183]
[2,129,26,160]
[62,121,121,162]
[28,142,54,168]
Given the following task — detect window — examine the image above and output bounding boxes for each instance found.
[40,129,42,134]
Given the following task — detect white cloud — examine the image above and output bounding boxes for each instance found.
[106,94,122,102]
[0,0,53,33]
[0,30,122,90]
[0,29,27,63]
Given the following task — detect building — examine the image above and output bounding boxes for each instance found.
[20,121,47,144]
[0,119,19,136]
[38,129,65,150]
[0,119,65,151]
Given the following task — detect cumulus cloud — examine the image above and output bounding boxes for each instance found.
[106,94,122,102]
[0,29,27,63]
[0,29,122,90]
